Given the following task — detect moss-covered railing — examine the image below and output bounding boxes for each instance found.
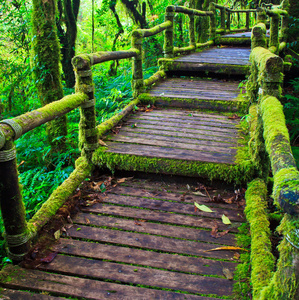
[0,92,98,262]
[245,15,299,299]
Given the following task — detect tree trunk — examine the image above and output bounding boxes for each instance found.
[31,0,67,152]
[120,0,147,28]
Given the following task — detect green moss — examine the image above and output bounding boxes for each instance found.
[27,156,93,235]
[259,215,299,299]
[92,144,255,184]
[251,23,267,49]
[245,179,275,299]
[138,93,249,113]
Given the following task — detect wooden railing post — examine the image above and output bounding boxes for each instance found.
[269,14,280,54]
[164,6,174,58]
[72,56,98,160]
[209,2,216,40]
[251,22,267,49]
[0,129,29,262]
[189,13,196,48]
[246,11,250,31]
[257,7,267,24]
[226,9,231,32]
[131,30,144,97]
[220,7,226,33]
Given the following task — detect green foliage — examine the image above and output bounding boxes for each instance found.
[283,78,299,145]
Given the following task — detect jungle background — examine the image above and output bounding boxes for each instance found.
[0,0,298,266]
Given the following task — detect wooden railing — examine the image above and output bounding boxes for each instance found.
[0,3,271,262]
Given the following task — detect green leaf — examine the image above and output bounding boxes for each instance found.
[222,214,231,225]
[194,202,214,213]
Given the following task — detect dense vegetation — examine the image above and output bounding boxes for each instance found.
[0,0,298,267]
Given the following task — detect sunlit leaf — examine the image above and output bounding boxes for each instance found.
[194,202,214,213]
[222,214,231,224]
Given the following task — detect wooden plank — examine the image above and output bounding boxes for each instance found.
[125,119,238,133]
[149,87,239,96]
[131,115,238,127]
[106,142,236,164]
[114,131,236,148]
[73,213,237,245]
[0,289,63,299]
[58,239,237,276]
[66,225,237,260]
[120,127,237,144]
[108,185,241,210]
[97,194,244,222]
[175,59,249,65]
[119,124,237,139]
[82,204,242,232]
[39,255,234,296]
[2,266,211,300]
[109,135,236,155]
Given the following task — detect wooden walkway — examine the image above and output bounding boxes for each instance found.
[0,41,252,299]
[0,177,246,299]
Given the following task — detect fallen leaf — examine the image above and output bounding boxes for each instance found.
[216,230,230,238]
[186,184,191,190]
[194,202,214,213]
[117,177,134,184]
[40,252,58,263]
[54,230,60,240]
[192,191,206,197]
[85,218,90,224]
[222,267,234,280]
[204,246,249,252]
[213,194,226,203]
[224,196,234,204]
[180,192,187,202]
[98,139,108,147]
[67,215,73,224]
[211,223,218,238]
[228,114,240,120]
[134,219,142,226]
[233,252,240,260]
[222,214,231,225]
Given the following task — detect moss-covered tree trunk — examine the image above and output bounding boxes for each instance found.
[31,0,67,152]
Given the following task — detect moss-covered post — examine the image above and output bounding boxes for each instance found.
[226,9,231,32]
[132,30,144,97]
[209,2,216,40]
[246,11,250,31]
[220,7,226,33]
[199,0,211,43]
[251,22,267,49]
[164,6,174,58]
[189,14,196,48]
[257,7,267,24]
[269,14,280,54]
[72,56,98,161]
[0,132,29,262]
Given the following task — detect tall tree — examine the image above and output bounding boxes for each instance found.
[31,0,67,152]
[57,0,80,88]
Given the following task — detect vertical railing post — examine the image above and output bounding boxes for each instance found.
[269,14,280,54]
[257,7,267,24]
[189,13,196,49]
[226,9,231,32]
[246,11,250,31]
[209,2,216,40]
[131,30,144,97]
[164,6,174,58]
[220,7,226,33]
[251,22,267,49]
[72,56,98,160]
[0,130,30,262]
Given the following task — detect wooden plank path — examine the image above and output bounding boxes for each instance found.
[106,108,241,165]
[0,40,251,299]
[0,177,246,299]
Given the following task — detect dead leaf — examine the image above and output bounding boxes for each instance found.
[222,267,234,280]
[192,191,206,197]
[98,139,108,147]
[224,196,234,204]
[194,202,214,213]
[40,252,58,263]
[233,252,240,260]
[211,223,218,238]
[216,230,229,238]
[180,192,187,202]
[85,218,90,224]
[204,246,249,252]
[228,114,240,120]
[117,177,134,184]
[67,215,73,224]
[134,219,142,226]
